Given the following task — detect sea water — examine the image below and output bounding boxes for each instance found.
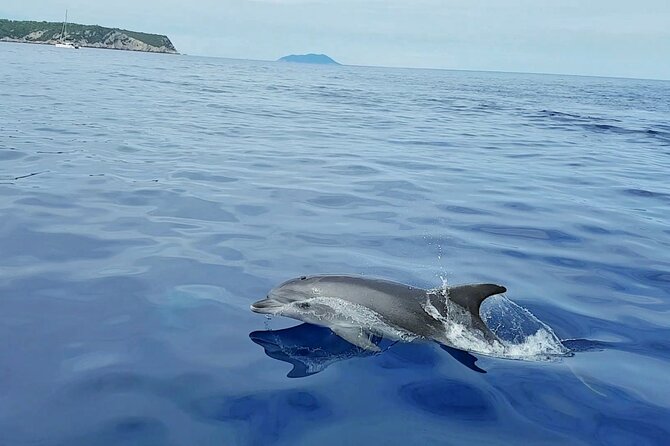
[1,42,669,445]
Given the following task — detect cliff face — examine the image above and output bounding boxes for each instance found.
[0,19,177,54]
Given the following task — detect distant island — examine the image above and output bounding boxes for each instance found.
[278,54,340,65]
[0,19,177,53]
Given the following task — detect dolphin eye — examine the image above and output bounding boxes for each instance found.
[300,276,307,280]
[297,302,310,309]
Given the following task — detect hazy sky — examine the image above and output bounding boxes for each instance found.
[3,0,670,80]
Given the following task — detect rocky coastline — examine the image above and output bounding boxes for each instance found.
[0,19,177,54]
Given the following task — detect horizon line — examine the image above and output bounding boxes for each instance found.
[181,52,670,83]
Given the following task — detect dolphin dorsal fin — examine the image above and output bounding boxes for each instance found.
[446,284,507,317]
[444,283,507,343]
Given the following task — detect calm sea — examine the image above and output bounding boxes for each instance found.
[1,42,669,445]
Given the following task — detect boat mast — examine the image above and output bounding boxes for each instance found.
[59,12,65,41]
[63,9,68,41]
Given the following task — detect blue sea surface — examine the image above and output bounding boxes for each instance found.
[1,42,669,445]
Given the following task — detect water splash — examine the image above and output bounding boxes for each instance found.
[421,290,568,360]
[481,295,569,359]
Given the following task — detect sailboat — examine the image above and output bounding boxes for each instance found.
[54,10,78,49]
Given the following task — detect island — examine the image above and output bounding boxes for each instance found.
[278,54,340,65]
[0,19,177,54]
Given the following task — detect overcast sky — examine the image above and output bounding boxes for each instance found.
[3,0,670,80]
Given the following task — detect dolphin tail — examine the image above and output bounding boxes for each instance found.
[446,283,507,343]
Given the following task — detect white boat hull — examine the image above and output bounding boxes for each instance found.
[55,42,77,49]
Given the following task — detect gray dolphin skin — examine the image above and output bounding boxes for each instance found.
[251,275,507,352]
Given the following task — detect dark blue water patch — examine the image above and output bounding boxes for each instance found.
[594,416,670,446]
[70,372,159,396]
[556,269,646,296]
[295,233,344,247]
[500,201,544,212]
[436,204,491,215]
[621,188,670,203]
[0,226,151,265]
[0,148,25,161]
[101,216,184,237]
[377,159,437,171]
[346,211,399,222]
[148,195,238,222]
[64,371,223,411]
[99,189,158,207]
[527,306,670,361]
[388,139,453,148]
[505,152,544,159]
[374,189,424,202]
[399,379,496,421]
[572,263,670,294]
[211,246,245,261]
[172,170,238,183]
[34,126,80,135]
[405,216,451,226]
[306,193,387,209]
[14,194,78,209]
[66,416,169,446]
[542,255,589,269]
[575,224,615,235]
[529,109,670,144]
[198,232,266,245]
[134,256,267,298]
[189,389,332,445]
[324,164,381,176]
[644,128,670,144]
[354,179,429,194]
[561,339,612,353]
[494,248,532,259]
[533,110,605,122]
[235,204,269,216]
[0,273,150,304]
[497,371,670,445]
[466,224,582,244]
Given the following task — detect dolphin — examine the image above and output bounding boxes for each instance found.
[250,275,506,352]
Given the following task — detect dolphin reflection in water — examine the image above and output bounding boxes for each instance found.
[250,323,487,378]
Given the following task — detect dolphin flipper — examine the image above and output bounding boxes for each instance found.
[330,326,381,352]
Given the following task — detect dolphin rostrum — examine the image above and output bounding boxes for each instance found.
[251,275,506,352]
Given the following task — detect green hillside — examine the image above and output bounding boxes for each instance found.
[0,19,176,53]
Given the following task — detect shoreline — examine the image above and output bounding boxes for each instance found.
[0,38,178,54]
